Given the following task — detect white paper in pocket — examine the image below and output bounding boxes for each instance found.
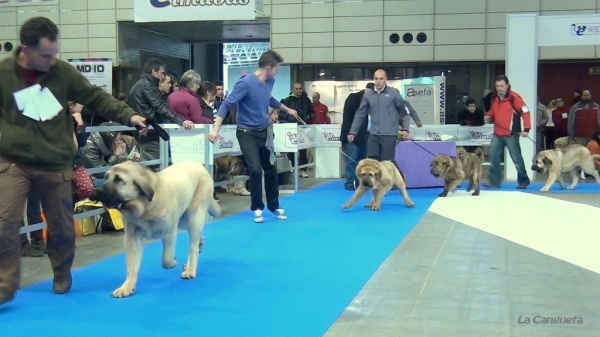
[37,87,63,121]
[562,113,568,119]
[12,84,41,111]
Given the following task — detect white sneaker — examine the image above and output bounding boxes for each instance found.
[234,188,251,196]
[254,210,264,223]
[300,171,308,178]
[272,208,287,220]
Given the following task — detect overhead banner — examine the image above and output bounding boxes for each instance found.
[538,14,600,47]
[134,0,256,22]
[0,0,57,7]
[304,77,445,126]
[68,58,113,94]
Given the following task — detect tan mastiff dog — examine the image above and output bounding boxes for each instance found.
[92,161,221,298]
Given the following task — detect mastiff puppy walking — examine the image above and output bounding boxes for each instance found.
[342,158,414,211]
[92,161,221,298]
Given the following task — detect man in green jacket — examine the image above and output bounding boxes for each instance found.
[0,17,147,305]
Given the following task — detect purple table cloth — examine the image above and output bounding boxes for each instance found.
[394,141,457,188]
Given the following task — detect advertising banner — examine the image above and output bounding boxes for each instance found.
[134,0,256,23]
[0,0,57,7]
[68,58,113,94]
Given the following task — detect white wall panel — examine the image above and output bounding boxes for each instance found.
[303,47,333,63]
[272,4,302,19]
[272,33,303,48]
[435,14,486,29]
[384,45,434,61]
[89,24,117,38]
[116,0,134,9]
[272,18,302,34]
[87,10,116,24]
[303,32,334,48]
[60,24,89,39]
[334,1,383,17]
[384,0,434,15]
[486,28,505,44]
[335,31,382,47]
[488,0,540,12]
[541,0,595,11]
[334,16,380,32]
[303,18,333,33]
[539,46,596,59]
[60,0,87,10]
[435,0,486,14]
[88,0,115,10]
[485,44,505,60]
[334,46,382,62]
[303,2,333,18]
[275,47,302,63]
[384,15,433,31]
[435,29,485,45]
[435,45,485,60]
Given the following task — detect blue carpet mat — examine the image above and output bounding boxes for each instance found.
[0,181,437,337]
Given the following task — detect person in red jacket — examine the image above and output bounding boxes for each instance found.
[311,92,331,124]
[483,75,531,189]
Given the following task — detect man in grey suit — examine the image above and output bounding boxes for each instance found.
[347,69,411,161]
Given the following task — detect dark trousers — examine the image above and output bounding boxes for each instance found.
[0,157,75,297]
[236,129,279,212]
[344,141,368,187]
[287,149,308,171]
[20,186,43,245]
[367,134,397,161]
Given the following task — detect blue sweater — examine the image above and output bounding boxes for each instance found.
[216,74,282,129]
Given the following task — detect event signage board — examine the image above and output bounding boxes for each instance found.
[134,0,256,22]
[68,58,113,94]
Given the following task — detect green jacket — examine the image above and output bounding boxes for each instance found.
[0,56,136,171]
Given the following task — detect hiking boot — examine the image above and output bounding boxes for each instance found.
[271,208,288,220]
[22,243,44,257]
[254,210,264,223]
[31,239,47,254]
[53,272,72,295]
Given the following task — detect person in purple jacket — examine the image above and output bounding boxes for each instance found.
[208,50,298,223]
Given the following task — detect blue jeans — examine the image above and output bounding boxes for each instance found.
[344,142,367,187]
[488,134,530,186]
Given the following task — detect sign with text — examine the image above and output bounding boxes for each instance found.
[539,14,600,47]
[68,58,113,94]
[304,77,444,127]
[134,0,256,22]
[169,130,207,165]
[467,126,494,144]
[0,0,57,7]
[314,124,341,147]
[273,124,316,152]
[213,125,240,155]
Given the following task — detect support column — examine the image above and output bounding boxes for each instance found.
[505,13,539,181]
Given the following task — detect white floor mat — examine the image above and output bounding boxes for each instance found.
[428,190,600,274]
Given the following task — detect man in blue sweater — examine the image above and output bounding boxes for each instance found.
[209,50,298,223]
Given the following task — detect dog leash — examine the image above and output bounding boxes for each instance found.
[295,115,360,164]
